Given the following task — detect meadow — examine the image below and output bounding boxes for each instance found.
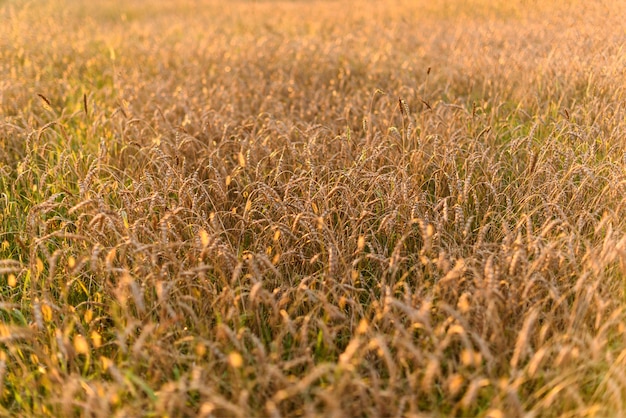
[2,0,626,416]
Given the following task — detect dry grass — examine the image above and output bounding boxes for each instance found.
[2,0,626,416]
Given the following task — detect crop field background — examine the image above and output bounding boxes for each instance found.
[2,0,626,416]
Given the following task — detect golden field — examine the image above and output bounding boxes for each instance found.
[2,0,626,416]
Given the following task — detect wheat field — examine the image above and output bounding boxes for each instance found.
[2,0,626,416]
